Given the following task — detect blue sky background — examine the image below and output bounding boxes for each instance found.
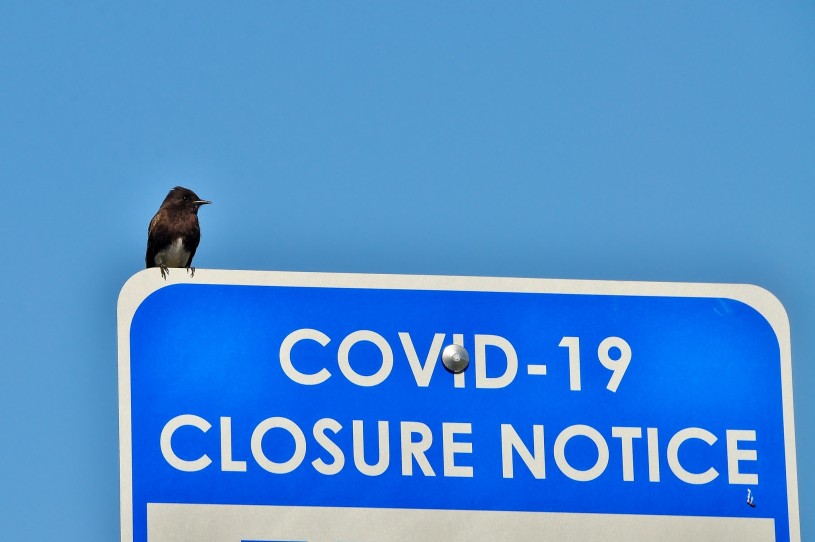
[1,2,813,540]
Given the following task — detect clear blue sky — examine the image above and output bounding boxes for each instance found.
[0,2,813,539]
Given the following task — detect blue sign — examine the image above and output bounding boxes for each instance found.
[118,270,799,542]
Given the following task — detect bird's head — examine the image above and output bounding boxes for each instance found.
[162,186,211,214]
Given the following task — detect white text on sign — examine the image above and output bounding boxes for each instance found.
[280,329,632,391]
[159,415,759,486]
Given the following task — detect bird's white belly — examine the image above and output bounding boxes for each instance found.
[156,237,191,267]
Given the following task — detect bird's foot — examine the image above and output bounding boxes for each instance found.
[187,266,196,278]
[160,265,169,280]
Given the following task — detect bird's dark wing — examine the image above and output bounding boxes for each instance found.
[145,211,175,268]
[186,246,197,268]
[182,220,202,268]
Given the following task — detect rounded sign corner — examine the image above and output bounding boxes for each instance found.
[726,283,791,347]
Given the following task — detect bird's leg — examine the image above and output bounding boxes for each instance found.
[160,264,169,280]
[187,266,196,278]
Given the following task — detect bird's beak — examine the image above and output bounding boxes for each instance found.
[194,200,211,206]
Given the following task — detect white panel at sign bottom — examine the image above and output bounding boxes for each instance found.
[148,503,775,542]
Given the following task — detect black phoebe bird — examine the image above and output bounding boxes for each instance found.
[146,186,211,279]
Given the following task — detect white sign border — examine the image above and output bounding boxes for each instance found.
[117,268,799,542]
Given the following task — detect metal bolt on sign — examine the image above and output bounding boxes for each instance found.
[442,344,470,373]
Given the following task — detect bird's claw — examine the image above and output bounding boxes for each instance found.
[160,265,169,280]
[187,266,196,278]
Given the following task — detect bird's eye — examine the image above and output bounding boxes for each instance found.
[183,195,190,201]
